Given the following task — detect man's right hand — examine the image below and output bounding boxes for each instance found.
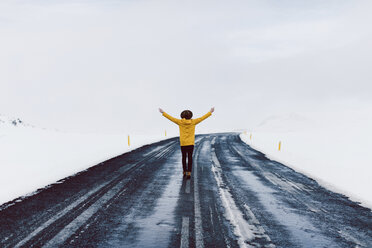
[210,107,215,113]
[159,108,164,114]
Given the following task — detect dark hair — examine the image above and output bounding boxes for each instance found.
[180,110,193,119]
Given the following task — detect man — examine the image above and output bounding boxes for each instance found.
[159,107,214,178]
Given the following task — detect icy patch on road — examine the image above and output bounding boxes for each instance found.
[337,230,364,248]
[211,144,274,247]
[234,169,336,247]
[141,144,168,157]
[134,168,182,247]
[111,160,183,247]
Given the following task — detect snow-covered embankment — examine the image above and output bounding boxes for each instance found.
[240,111,372,209]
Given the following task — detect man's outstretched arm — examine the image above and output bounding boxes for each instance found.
[159,108,181,125]
[194,107,214,125]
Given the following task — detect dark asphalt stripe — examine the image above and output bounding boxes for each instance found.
[193,138,204,248]
[185,180,191,194]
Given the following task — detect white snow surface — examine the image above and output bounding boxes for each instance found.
[240,110,372,209]
[0,115,169,206]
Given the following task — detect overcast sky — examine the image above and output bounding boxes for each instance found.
[1,0,372,134]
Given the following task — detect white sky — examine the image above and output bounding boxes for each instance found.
[1,0,372,134]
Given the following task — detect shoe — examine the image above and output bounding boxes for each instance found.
[186,171,191,178]
[183,171,186,177]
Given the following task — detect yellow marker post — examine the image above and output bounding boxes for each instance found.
[250,133,252,140]
[128,135,130,146]
[165,130,167,137]
[278,141,281,151]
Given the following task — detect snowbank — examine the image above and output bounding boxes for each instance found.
[240,111,372,209]
[0,117,170,206]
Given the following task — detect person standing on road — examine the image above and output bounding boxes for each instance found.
[159,107,214,178]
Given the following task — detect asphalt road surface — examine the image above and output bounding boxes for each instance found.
[1,133,371,247]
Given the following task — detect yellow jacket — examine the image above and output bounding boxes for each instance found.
[162,111,212,146]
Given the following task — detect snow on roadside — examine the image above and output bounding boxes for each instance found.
[0,118,170,206]
[240,111,372,209]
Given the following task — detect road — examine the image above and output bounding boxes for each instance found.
[0,133,371,247]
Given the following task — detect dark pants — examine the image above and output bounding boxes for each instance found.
[181,145,194,172]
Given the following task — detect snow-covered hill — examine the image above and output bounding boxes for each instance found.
[0,115,168,206]
[255,113,316,133]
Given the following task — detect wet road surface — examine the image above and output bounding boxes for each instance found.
[0,133,371,247]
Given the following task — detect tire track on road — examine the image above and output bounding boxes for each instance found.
[210,137,274,248]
